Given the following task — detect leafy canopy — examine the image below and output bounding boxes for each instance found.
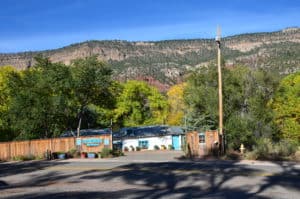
[270,72,300,143]
[115,80,168,127]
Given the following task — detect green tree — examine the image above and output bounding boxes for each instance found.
[184,65,279,149]
[0,66,16,141]
[7,57,74,139]
[270,72,300,143]
[184,65,218,131]
[115,80,168,126]
[71,56,114,135]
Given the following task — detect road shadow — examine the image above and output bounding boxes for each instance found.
[0,160,69,178]
[1,160,300,199]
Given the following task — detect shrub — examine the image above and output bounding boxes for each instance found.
[161,145,166,150]
[246,138,297,160]
[253,138,273,159]
[124,146,129,152]
[35,155,44,160]
[101,148,111,158]
[294,150,300,161]
[12,154,35,161]
[111,149,124,157]
[154,145,160,150]
[224,149,241,160]
[68,148,80,158]
[136,146,141,151]
[100,148,124,158]
[168,144,174,150]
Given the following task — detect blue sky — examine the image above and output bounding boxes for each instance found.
[0,0,299,52]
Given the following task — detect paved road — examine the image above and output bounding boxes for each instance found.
[0,151,299,199]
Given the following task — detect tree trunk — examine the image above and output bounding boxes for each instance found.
[77,116,82,137]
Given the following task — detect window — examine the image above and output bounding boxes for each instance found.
[199,133,205,143]
[138,140,149,149]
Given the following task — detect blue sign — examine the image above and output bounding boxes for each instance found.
[82,138,102,147]
[76,138,82,146]
[104,138,110,145]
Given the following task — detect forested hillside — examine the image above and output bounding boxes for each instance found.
[0,27,299,90]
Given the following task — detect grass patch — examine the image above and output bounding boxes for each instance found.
[12,154,36,161]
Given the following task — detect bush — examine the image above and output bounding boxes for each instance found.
[101,148,111,158]
[224,149,242,160]
[12,154,35,161]
[154,145,160,150]
[246,138,297,160]
[100,148,124,158]
[168,144,174,150]
[124,146,129,152]
[111,149,124,157]
[136,146,141,151]
[245,151,258,160]
[294,150,300,161]
[274,140,297,157]
[253,138,273,159]
[68,148,80,158]
[161,145,166,150]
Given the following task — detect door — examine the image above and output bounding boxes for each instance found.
[172,135,180,150]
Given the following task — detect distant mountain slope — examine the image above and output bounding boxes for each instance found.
[1,27,299,90]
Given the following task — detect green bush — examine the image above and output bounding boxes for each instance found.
[111,149,124,157]
[100,148,124,158]
[246,138,297,160]
[275,140,297,157]
[68,148,80,158]
[154,145,160,150]
[253,138,273,159]
[136,146,141,151]
[12,154,35,161]
[168,144,174,150]
[101,148,111,158]
[294,150,300,161]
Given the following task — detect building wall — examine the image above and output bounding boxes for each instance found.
[122,135,175,151]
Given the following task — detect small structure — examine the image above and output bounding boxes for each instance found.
[186,130,220,157]
[113,126,185,151]
[185,131,199,157]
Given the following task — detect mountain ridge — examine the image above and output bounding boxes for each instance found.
[1,27,299,91]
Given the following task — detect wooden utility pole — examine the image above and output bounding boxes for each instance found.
[216,26,224,154]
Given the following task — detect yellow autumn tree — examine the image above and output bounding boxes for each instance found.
[0,66,15,125]
[270,72,300,143]
[166,83,186,125]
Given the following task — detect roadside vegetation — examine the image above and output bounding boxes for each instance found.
[0,55,299,161]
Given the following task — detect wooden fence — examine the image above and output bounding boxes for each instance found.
[0,135,112,160]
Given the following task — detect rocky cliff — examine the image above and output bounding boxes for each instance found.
[1,27,299,90]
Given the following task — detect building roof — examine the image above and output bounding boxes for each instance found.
[60,128,111,137]
[113,125,184,140]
